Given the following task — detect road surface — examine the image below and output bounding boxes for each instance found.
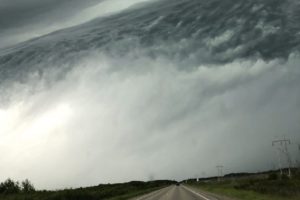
[133,185,223,200]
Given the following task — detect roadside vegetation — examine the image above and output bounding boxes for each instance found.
[0,179,174,200]
[187,168,300,200]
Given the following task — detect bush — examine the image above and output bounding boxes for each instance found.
[0,178,35,194]
[268,173,278,180]
[0,178,21,194]
[281,174,289,180]
[21,179,35,193]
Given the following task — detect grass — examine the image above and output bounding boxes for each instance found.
[0,180,175,200]
[188,170,300,200]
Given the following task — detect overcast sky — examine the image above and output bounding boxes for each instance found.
[0,0,300,190]
[0,0,152,48]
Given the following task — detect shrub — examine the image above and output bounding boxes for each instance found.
[0,178,21,194]
[268,173,278,180]
[21,179,35,193]
[281,174,289,180]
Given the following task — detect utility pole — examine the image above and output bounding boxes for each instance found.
[272,137,292,177]
[216,165,223,182]
[275,147,283,175]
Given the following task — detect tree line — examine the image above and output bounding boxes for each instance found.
[0,178,35,194]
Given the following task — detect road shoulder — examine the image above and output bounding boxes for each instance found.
[183,184,238,200]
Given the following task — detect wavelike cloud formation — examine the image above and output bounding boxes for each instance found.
[0,0,299,189]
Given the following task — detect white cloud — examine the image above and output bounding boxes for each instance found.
[0,51,299,189]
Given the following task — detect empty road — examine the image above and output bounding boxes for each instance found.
[133,185,222,200]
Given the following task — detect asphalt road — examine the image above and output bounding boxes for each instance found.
[134,185,220,200]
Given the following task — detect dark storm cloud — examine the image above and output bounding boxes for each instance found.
[0,0,105,48]
[0,0,102,29]
[0,0,151,48]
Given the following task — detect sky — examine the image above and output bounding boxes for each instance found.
[0,0,152,48]
[0,0,300,190]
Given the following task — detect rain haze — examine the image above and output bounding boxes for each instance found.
[0,0,300,190]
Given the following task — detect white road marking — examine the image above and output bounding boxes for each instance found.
[182,185,211,200]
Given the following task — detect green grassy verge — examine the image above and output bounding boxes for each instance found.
[0,180,174,200]
[188,171,300,200]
